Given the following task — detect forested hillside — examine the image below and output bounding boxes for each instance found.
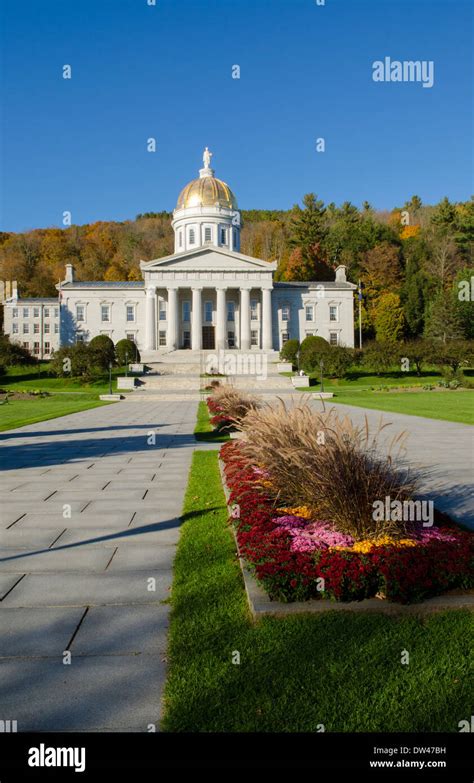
[1,194,472,341]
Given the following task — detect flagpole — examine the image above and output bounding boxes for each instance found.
[358,279,362,350]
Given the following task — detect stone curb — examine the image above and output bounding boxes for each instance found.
[217,455,474,619]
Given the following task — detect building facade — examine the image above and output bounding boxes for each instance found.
[3,150,356,358]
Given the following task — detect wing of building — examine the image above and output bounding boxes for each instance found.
[3,150,356,359]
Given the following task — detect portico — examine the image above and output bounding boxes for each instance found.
[142,275,274,352]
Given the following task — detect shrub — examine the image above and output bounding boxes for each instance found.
[0,334,37,366]
[434,339,474,374]
[279,339,300,367]
[89,335,115,370]
[322,345,354,379]
[237,400,419,540]
[50,344,95,380]
[361,341,397,375]
[299,335,329,373]
[397,339,434,376]
[116,338,140,366]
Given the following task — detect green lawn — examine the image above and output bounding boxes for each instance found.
[328,389,474,424]
[162,450,473,732]
[0,362,130,394]
[194,400,230,443]
[0,394,111,432]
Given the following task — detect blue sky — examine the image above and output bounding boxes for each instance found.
[1,0,472,232]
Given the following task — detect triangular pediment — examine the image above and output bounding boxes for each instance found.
[140,246,276,273]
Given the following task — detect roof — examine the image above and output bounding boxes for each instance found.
[274,281,357,289]
[5,297,59,303]
[59,281,145,289]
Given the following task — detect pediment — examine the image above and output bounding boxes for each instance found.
[140,247,276,273]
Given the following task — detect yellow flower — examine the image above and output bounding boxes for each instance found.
[278,506,313,519]
[331,535,418,553]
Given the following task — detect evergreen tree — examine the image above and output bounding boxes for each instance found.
[424,289,463,342]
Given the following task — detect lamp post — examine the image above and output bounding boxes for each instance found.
[320,359,324,393]
[125,351,128,377]
[296,349,300,375]
[108,361,113,395]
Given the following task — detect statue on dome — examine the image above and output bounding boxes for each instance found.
[203,147,213,168]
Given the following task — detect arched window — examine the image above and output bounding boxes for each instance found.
[189,228,196,245]
[220,227,227,245]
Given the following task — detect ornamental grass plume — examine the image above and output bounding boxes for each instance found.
[237,398,420,541]
[209,384,261,425]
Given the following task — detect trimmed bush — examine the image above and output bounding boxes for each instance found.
[89,335,115,370]
[279,339,300,367]
[299,335,329,373]
[116,338,140,366]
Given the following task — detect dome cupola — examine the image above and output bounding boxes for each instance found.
[172,149,241,254]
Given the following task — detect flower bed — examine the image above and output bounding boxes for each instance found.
[221,441,474,604]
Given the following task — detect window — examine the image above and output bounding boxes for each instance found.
[12,308,18,318]
[282,305,290,322]
[54,323,59,334]
[305,331,314,337]
[12,323,18,334]
[23,308,29,318]
[76,333,85,343]
[76,305,85,322]
[233,228,238,247]
[227,301,235,322]
[33,307,40,318]
[183,330,191,349]
[159,300,167,321]
[54,307,59,318]
[182,301,191,322]
[250,299,258,320]
[44,323,50,334]
[23,323,29,334]
[33,323,40,334]
[329,332,339,346]
[159,330,167,346]
[281,332,289,344]
[228,331,235,348]
[251,330,259,346]
[305,305,314,321]
[329,305,338,322]
[44,308,50,318]
[101,305,110,322]
[204,226,212,242]
[189,228,196,245]
[179,231,183,248]
[22,341,29,350]
[126,333,136,343]
[44,342,51,354]
[33,342,40,355]
[204,301,213,323]
[126,305,135,322]
[220,227,227,244]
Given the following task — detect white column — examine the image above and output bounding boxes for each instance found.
[145,286,156,350]
[262,288,273,350]
[191,287,202,351]
[240,288,251,350]
[167,287,178,350]
[216,287,227,351]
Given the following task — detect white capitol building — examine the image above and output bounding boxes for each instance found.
[3,149,356,359]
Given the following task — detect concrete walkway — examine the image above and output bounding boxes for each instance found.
[310,398,474,529]
[0,399,198,731]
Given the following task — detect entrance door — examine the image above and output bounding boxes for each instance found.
[202,326,215,349]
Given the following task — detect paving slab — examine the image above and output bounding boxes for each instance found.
[0,607,85,657]
[72,605,169,655]
[0,656,164,731]
[0,547,113,573]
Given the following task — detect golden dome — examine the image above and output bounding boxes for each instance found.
[176,176,238,211]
